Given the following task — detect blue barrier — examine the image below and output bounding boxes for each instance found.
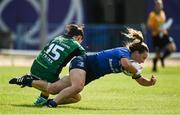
[14,24,180,52]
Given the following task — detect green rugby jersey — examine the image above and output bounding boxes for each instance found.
[30,35,85,82]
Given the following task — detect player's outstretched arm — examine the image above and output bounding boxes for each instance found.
[135,75,157,86]
[121,58,138,75]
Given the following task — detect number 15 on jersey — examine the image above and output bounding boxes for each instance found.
[46,43,65,61]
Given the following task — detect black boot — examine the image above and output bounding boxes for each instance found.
[9,74,33,87]
[46,99,57,108]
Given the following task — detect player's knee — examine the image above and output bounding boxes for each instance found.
[168,43,176,52]
[74,94,81,102]
[72,83,84,94]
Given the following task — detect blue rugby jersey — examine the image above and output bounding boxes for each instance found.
[87,47,131,77]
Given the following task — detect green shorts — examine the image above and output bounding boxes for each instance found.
[30,60,60,83]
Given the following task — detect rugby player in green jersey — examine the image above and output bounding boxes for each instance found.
[9,24,86,106]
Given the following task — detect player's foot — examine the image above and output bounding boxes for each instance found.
[34,96,48,106]
[9,74,33,87]
[46,99,57,108]
[160,57,165,68]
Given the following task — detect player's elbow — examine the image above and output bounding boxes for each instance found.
[121,58,132,71]
[122,64,130,70]
[122,62,134,73]
[121,61,130,70]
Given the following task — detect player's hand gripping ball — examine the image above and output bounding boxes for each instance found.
[123,60,143,76]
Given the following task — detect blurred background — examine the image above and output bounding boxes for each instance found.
[0,0,180,55]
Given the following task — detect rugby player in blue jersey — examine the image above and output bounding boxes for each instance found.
[9,28,157,107]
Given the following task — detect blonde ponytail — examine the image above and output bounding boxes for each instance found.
[122,28,144,43]
[122,28,149,53]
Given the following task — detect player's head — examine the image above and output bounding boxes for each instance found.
[154,0,163,13]
[123,28,149,63]
[65,24,84,43]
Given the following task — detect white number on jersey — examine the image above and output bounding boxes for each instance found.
[46,43,65,61]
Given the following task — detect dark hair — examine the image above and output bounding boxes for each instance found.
[65,24,84,39]
[122,28,149,53]
[129,42,149,53]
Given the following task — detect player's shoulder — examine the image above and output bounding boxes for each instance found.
[54,35,76,44]
[103,47,130,57]
[101,47,127,54]
[70,40,82,48]
[149,11,156,17]
[52,35,66,42]
[115,47,131,58]
[116,47,130,53]
[69,40,85,52]
[54,35,74,41]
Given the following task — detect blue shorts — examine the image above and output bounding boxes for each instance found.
[69,55,101,85]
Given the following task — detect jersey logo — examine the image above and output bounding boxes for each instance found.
[77,62,84,67]
[109,59,120,73]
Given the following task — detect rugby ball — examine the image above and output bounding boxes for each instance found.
[123,60,142,76]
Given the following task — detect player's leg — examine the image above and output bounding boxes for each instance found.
[46,68,86,107]
[34,92,49,106]
[152,36,161,72]
[8,74,49,106]
[34,75,76,106]
[153,50,160,72]
[59,93,81,105]
[9,74,72,106]
[30,79,50,106]
[46,75,71,94]
[9,75,51,105]
[163,41,176,59]
[9,62,52,88]
[161,37,176,67]
[31,80,49,91]
[32,79,60,106]
[33,75,71,106]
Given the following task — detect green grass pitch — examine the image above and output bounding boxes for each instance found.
[0,66,180,114]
